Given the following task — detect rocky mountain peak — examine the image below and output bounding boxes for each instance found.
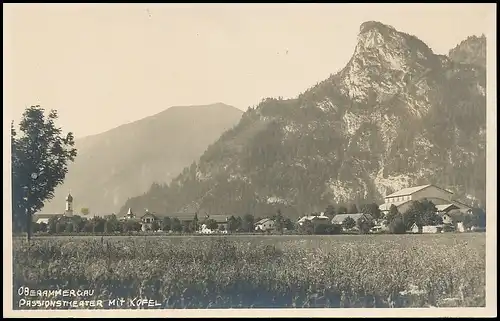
[120,24,486,218]
[448,34,486,68]
[339,21,439,111]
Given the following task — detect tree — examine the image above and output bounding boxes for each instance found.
[104,220,112,233]
[324,205,336,218]
[313,221,342,235]
[337,206,348,214]
[106,214,120,232]
[274,209,284,234]
[55,221,66,234]
[70,215,85,233]
[122,220,141,233]
[361,203,382,220]
[171,218,182,232]
[348,204,359,214]
[11,106,77,242]
[356,217,373,234]
[389,215,406,234]
[47,216,58,234]
[65,221,74,233]
[91,217,106,233]
[227,216,239,233]
[151,220,160,232]
[298,220,314,235]
[242,213,255,232]
[313,223,331,235]
[182,220,192,233]
[235,216,243,232]
[283,218,295,231]
[386,205,400,224]
[342,216,356,230]
[80,208,90,216]
[192,212,199,231]
[206,219,218,230]
[162,217,172,232]
[420,199,441,225]
[83,220,94,233]
[471,208,486,227]
[404,199,440,229]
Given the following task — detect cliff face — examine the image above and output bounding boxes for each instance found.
[121,22,486,218]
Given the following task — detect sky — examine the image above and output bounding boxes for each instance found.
[3,3,495,138]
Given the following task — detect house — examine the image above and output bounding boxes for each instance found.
[456,222,466,233]
[202,214,230,231]
[379,184,471,216]
[439,208,474,227]
[255,218,275,232]
[331,213,374,226]
[408,223,421,233]
[199,223,214,234]
[140,210,161,231]
[167,204,230,229]
[297,214,330,226]
[198,214,231,233]
[408,223,444,234]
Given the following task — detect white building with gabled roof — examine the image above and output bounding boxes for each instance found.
[255,218,275,231]
[379,184,471,215]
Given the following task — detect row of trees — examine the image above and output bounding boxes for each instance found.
[32,212,298,235]
[32,201,486,236]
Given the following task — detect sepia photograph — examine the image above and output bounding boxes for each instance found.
[3,3,497,318]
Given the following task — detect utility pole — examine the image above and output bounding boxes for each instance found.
[24,185,31,243]
[25,172,38,243]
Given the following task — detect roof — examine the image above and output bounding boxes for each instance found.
[331,213,373,224]
[255,218,273,225]
[444,209,471,221]
[127,208,133,215]
[385,184,453,198]
[202,214,230,222]
[379,200,411,211]
[297,215,330,223]
[450,199,472,210]
[66,193,73,202]
[435,204,459,212]
[141,212,159,219]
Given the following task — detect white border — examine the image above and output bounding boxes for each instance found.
[3,4,497,318]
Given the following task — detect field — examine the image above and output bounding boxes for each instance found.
[12,233,486,309]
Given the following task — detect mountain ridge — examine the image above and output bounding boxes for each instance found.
[120,21,486,219]
[41,103,243,215]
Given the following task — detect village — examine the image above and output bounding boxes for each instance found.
[32,184,486,235]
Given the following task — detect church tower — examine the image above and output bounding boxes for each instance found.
[65,192,74,216]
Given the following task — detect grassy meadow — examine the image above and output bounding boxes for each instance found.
[12,233,486,309]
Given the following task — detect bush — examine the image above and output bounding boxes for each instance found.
[389,217,406,234]
[313,223,342,235]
